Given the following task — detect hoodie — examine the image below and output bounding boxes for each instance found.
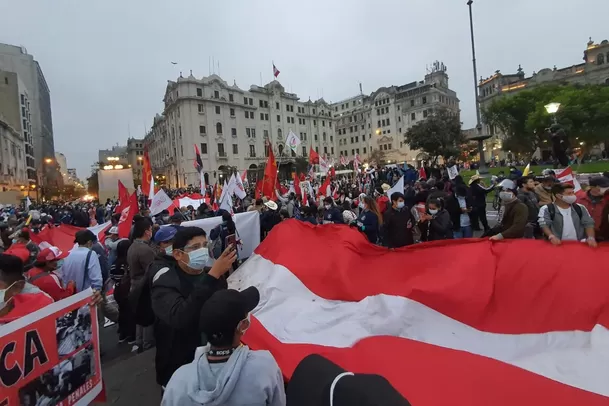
[162,345,286,406]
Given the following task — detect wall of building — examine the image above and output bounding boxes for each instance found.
[0,118,27,191]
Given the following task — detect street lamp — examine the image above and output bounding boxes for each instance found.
[544,102,561,123]
[44,158,53,164]
[466,0,491,176]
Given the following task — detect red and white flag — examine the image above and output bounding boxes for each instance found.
[229,221,609,406]
[555,166,582,192]
[273,63,280,78]
[149,188,173,216]
[353,153,361,173]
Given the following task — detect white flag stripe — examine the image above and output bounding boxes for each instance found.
[229,254,609,397]
[150,189,173,216]
[285,130,301,153]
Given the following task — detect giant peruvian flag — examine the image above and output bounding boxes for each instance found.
[228,221,609,405]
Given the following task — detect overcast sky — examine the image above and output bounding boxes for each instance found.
[2,0,608,179]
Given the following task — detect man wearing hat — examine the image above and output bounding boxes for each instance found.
[60,230,103,293]
[576,176,609,237]
[25,247,75,301]
[162,287,286,406]
[261,200,281,240]
[105,226,124,267]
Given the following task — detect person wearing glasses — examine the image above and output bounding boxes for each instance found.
[150,226,237,391]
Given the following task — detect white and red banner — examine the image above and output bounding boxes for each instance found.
[31,222,112,254]
[229,220,609,406]
[0,289,103,406]
[555,166,582,192]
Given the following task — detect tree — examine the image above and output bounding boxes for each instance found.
[404,109,465,164]
[87,171,99,196]
[368,148,387,165]
[483,84,609,156]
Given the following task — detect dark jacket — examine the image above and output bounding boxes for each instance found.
[497,199,528,239]
[469,182,493,209]
[323,206,344,224]
[445,195,474,231]
[127,239,157,283]
[427,209,453,241]
[383,207,414,248]
[356,209,379,243]
[517,188,539,223]
[150,255,227,386]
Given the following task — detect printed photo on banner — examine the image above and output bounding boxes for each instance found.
[18,343,96,406]
[0,289,102,406]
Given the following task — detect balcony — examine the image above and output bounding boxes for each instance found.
[216,152,228,161]
[245,154,264,161]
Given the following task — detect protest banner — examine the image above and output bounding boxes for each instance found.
[0,289,102,406]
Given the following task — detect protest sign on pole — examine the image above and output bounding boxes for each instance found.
[0,289,103,406]
[447,165,459,180]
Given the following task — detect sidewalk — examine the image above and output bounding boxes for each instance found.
[100,349,162,405]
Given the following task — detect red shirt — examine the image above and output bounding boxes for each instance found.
[25,267,75,302]
[376,196,390,214]
[576,192,607,232]
[0,288,54,324]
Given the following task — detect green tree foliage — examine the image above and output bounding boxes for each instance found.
[483,84,609,155]
[404,109,465,163]
[368,148,387,165]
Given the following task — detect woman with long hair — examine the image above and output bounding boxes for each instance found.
[351,196,382,243]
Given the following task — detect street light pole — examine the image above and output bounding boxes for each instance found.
[466,0,490,175]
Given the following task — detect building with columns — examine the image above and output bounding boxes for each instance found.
[475,37,609,161]
[146,64,460,188]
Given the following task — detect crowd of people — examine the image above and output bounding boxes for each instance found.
[1,163,608,405]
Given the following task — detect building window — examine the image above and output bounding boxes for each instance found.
[330,135,333,142]
[249,145,256,157]
[199,125,206,135]
[331,147,334,155]
[264,130,269,139]
[423,110,428,118]
[598,53,605,65]
[265,113,269,120]
[244,97,248,104]
[218,143,225,155]
[260,113,265,120]
[259,100,264,108]
[245,111,249,119]
[377,120,381,127]
[411,113,416,120]
[277,115,281,122]
[387,118,390,125]
[230,108,235,117]
[201,143,208,154]
[313,120,317,126]
[214,90,219,98]
[278,129,282,138]
[322,120,325,127]
[215,106,221,114]
[249,98,253,105]
[216,123,223,134]
[231,128,237,136]
[233,144,239,154]
[276,102,280,109]
[314,134,318,141]
[198,104,204,113]
[229,94,234,102]
[302,146,307,156]
[422,96,427,104]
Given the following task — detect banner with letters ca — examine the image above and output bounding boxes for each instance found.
[0,289,102,406]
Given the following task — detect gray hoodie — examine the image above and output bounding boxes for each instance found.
[162,345,286,406]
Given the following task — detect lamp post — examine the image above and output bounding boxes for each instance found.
[544,102,561,124]
[466,0,491,175]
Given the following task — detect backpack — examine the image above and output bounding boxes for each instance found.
[546,203,582,221]
[208,224,228,260]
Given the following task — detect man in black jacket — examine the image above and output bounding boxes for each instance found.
[150,226,236,388]
[383,192,415,248]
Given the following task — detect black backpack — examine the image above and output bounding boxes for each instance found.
[546,203,582,221]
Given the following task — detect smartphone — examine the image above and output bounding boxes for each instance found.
[225,234,237,250]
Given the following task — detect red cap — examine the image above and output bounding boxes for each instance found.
[36,247,69,263]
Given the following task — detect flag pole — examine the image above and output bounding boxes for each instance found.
[171,200,190,221]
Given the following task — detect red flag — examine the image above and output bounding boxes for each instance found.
[236,221,609,406]
[419,167,427,180]
[115,180,129,213]
[117,192,138,239]
[309,147,319,165]
[255,180,262,200]
[275,177,288,196]
[141,147,153,197]
[262,145,278,198]
[293,173,302,197]
[330,167,336,179]
[320,175,331,198]
[273,63,280,78]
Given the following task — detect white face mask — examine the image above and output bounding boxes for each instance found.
[429,209,438,215]
[561,195,577,205]
[324,205,331,210]
[359,202,365,209]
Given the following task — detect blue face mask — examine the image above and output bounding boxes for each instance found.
[397,202,405,209]
[185,247,209,271]
[165,246,173,256]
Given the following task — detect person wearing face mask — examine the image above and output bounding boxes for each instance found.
[538,183,597,247]
[0,254,54,325]
[422,198,453,241]
[25,247,74,302]
[534,171,556,206]
[576,176,609,238]
[322,197,344,224]
[162,287,286,406]
[488,179,528,241]
[127,218,157,352]
[382,192,414,248]
[151,226,236,390]
[351,196,382,244]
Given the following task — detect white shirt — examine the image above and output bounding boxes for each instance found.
[557,205,578,241]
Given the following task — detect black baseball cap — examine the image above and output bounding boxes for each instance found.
[589,176,609,188]
[286,354,411,406]
[74,230,97,245]
[199,287,260,344]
